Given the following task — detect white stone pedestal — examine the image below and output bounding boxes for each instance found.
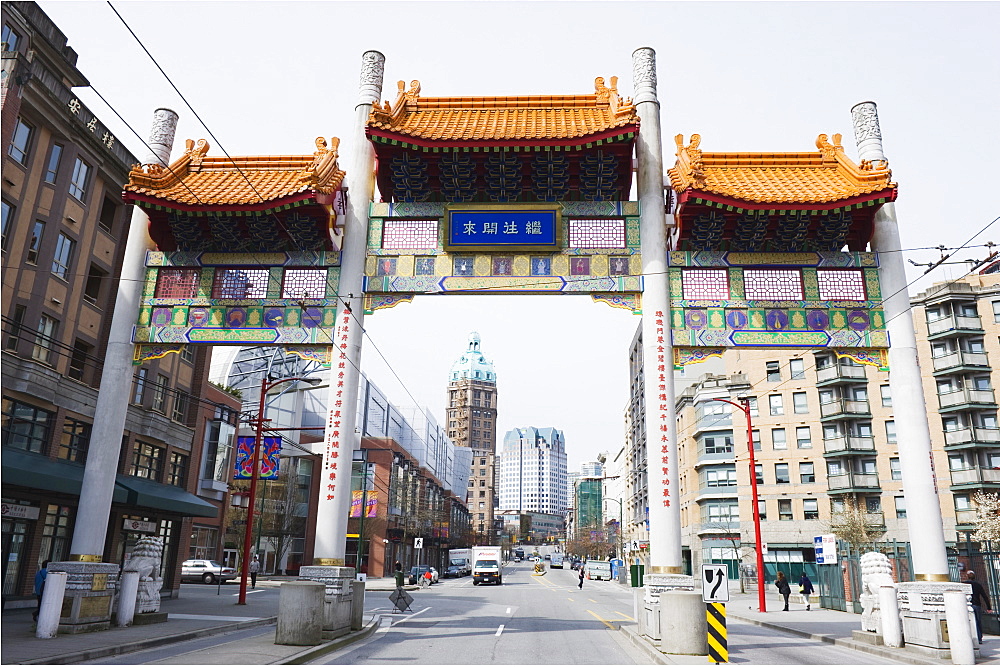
[897,581,980,660]
[298,565,355,636]
[275,581,325,646]
[637,574,707,656]
[47,562,119,634]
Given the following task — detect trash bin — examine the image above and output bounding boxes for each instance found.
[394,570,405,588]
[630,564,645,587]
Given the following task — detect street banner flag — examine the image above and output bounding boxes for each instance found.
[234,436,281,479]
[350,491,378,518]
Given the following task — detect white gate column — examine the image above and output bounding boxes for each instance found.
[852,101,949,580]
[300,51,384,632]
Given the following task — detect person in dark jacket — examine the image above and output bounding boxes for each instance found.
[578,565,585,589]
[798,573,815,611]
[33,561,49,621]
[966,570,992,643]
[775,571,791,611]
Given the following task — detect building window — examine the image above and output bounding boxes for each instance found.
[2,22,22,51]
[993,301,1000,324]
[774,463,790,484]
[792,392,808,414]
[58,419,91,463]
[133,368,148,404]
[766,361,781,382]
[68,339,93,383]
[39,505,73,565]
[480,480,486,487]
[885,421,897,444]
[772,428,787,450]
[26,220,44,264]
[778,499,793,521]
[880,385,892,407]
[754,464,764,485]
[172,392,189,423]
[151,375,168,413]
[167,452,188,486]
[1,399,54,453]
[803,498,819,520]
[44,144,63,183]
[6,304,26,351]
[1,200,12,251]
[789,358,805,380]
[203,414,236,483]
[130,441,164,480]
[180,345,195,363]
[757,500,767,520]
[69,157,91,201]
[8,117,33,165]
[706,467,737,487]
[83,264,106,303]
[796,426,812,449]
[32,314,57,364]
[799,462,815,483]
[52,233,76,280]
[890,457,902,480]
[769,394,783,415]
[98,196,119,233]
[704,435,734,454]
[895,496,907,518]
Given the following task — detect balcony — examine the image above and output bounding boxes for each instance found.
[697,521,740,536]
[932,350,990,374]
[816,364,868,385]
[823,435,876,457]
[831,510,886,530]
[955,508,978,528]
[927,315,984,338]
[949,466,1000,489]
[820,398,872,421]
[827,472,880,493]
[943,427,1000,450]
[938,387,997,412]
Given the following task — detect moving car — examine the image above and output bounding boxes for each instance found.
[181,559,238,584]
[444,564,465,578]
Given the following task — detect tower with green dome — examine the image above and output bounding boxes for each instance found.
[447,332,499,541]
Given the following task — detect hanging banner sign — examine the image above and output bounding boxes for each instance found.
[234,436,281,479]
[350,491,378,518]
[445,205,561,251]
[1,503,40,520]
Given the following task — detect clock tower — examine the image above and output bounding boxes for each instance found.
[447,333,499,541]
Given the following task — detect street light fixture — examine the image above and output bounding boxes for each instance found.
[237,374,321,606]
[712,395,767,613]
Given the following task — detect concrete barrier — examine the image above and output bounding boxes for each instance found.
[36,571,67,639]
[350,580,365,631]
[116,571,140,627]
[275,581,325,646]
[658,590,708,655]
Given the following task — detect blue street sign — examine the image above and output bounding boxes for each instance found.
[446,207,561,250]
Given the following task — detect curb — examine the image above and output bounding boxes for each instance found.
[277,616,381,665]
[19,616,278,665]
[726,611,944,665]
[616,624,670,665]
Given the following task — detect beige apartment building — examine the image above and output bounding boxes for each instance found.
[622,271,1000,581]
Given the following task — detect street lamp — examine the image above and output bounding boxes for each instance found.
[712,395,767,613]
[604,496,624,575]
[237,374,321,605]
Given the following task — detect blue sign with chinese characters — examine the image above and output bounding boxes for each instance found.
[446,207,561,251]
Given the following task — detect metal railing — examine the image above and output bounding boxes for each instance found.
[816,364,868,383]
[932,350,990,371]
[927,315,983,336]
[944,427,1000,446]
[827,472,880,490]
[823,435,876,454]
[949,467,1000,485]
[820,398,871,418]
[938,387,997,409]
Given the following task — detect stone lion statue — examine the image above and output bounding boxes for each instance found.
[123,536,164,613]
[860,552,895,633]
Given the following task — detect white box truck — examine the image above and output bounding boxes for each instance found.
[472,546,503,586]
[449,548,472,575]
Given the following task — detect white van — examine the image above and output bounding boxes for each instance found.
[585,560,612,581]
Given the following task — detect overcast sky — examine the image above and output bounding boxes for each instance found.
[39,1,999,470]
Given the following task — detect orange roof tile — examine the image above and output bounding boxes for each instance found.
[125,137,346,208]
[668,134,895,205]
[367,78,638,143]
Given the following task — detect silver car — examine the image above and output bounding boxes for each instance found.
[181,559,238,584]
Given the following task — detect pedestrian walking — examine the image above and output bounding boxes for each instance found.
[578,566,585,589]
[798,572,815,611]
[249,556,260,589]
[966,570,992,643]
[32,561,49,621]
[775,571,791,611]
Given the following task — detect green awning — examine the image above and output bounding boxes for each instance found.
[2,448,217,518]
[114,475,218,518]
[1,449,126,502]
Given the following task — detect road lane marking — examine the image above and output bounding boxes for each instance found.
[506,607,511,614]
[615,611,636,621]
[382,606,431,628]
[230,589,266,596]
[588,598,597,603]
[496,624,505,636]
[587,609,616,630]
[567,597,574,601]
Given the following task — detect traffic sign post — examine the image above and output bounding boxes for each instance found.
[702,564,729,663]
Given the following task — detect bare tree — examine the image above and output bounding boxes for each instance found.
[829,497,886,552]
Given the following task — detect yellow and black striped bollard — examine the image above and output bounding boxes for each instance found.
[706,602,728,663]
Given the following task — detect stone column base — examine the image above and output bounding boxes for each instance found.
[896,581,979,659]
[298,565,355,633]
[47,562,119,634]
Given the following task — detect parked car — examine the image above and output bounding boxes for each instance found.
[408,565,439,584]
[444,564,465,578]
[181,559,238,584]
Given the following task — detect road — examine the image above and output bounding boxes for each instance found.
[315,561,899,665]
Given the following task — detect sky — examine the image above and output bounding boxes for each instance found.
[37,0,1000,471]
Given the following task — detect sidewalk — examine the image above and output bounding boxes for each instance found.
[1,576,397,665]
